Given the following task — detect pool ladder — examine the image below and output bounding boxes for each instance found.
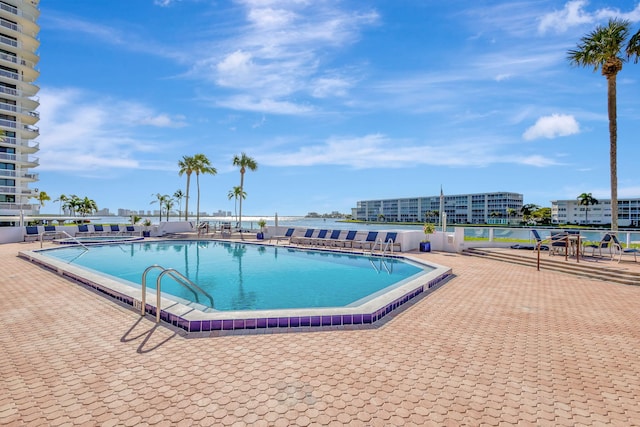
[371,238,394,256]
[141,265,215,323]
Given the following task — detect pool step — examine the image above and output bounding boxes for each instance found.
[462,248,640,286]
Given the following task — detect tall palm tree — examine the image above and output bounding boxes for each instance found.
[178,155,196,221]
[577,192,599,225]
[227,186,246,225]
[192,153,217,226]
[568,19,640,231]
[232,152,258,232]
[506,207,517,224]
[151,193,170,223]
[173,189,184,219]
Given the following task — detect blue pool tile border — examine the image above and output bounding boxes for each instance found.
[20,247,452,336]
[59,263,451,335]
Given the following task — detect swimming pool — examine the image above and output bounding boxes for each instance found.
[20,240,452,335]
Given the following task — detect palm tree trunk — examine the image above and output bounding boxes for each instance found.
[196,173,201,225]
[185,175,191,221]
[607,74,618,232]
[238,171,245,232]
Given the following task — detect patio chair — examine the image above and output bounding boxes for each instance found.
[291,229,315,245]
[353,231,379,251]
[583,233,613,257]
[311,229,329,246]
[109,224,122,235]
[334,230,358,248]
[220,222,232,238]
[42,225,62,240]
[549,231,569,256]
[90,224,108,236]
[24,226,40,242]
[610,234,639,263]
[124,225,141,236]
[270,228,294,245]
[531,229,549,251]
[322,230,342,247]
[380,232,401,252]
[76,224,91,236]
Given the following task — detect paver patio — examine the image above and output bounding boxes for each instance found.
[1,240,639,426]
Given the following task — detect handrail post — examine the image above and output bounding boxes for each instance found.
[155,275,162,323]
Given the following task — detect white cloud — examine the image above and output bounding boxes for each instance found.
[192,2,379,114]
[257,134,560,169]
[36,87,184,172]
[538,1,640,34]
[310,76,352,98]
[214,95,314,115]
[523,114,580,140]
[538,0,593,34]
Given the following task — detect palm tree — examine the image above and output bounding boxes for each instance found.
[521,204,539,223]
[506,207,517,224]
[163,197,175,222]
[178,155,196,221]
[77,197,97,217]
[227,186,246,225]
[192,153,217,225]
[577,192,599,224]
[33,190,50,208]
[173,189,184,219]
[67,194,81,217]
[568,19,640,231]
[151,193,170,223]
[53,194,69,215]
[232,152,258,232]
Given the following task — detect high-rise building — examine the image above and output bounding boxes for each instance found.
[0,0,40,223]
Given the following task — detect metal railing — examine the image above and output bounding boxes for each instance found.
[40,229,89,250]
[141,265,215,323]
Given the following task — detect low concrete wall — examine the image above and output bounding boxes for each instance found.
[0,221,196,243]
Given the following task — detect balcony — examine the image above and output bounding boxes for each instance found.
[0,2,39,24]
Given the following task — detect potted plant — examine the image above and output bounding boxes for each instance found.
[142,219,152,237]
[256,219,267,240]
[420,223,435,252]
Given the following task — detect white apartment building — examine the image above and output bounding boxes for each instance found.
[551,198,640,227]
[353,192,523,224]
[0,0,40,223]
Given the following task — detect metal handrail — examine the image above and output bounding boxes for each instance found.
[39,229,89,250]
[371,237,394,255]
[141,265,215,323]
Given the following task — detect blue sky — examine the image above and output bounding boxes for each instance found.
[36,0,640,216]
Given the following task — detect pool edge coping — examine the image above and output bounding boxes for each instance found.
[18,241,453,336]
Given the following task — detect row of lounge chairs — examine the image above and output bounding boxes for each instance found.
[271,228,402,252]
[24,224,141,241]
[75,224,141,237]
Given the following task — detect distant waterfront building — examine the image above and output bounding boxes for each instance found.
[352,192,523,224]
[551,198,640,227]
[0,0,40,223]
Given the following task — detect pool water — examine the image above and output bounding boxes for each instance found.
[42,241,428,311]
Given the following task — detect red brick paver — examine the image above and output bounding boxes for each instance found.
[1,241,640,425]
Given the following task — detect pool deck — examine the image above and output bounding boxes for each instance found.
[2,239,640,425]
